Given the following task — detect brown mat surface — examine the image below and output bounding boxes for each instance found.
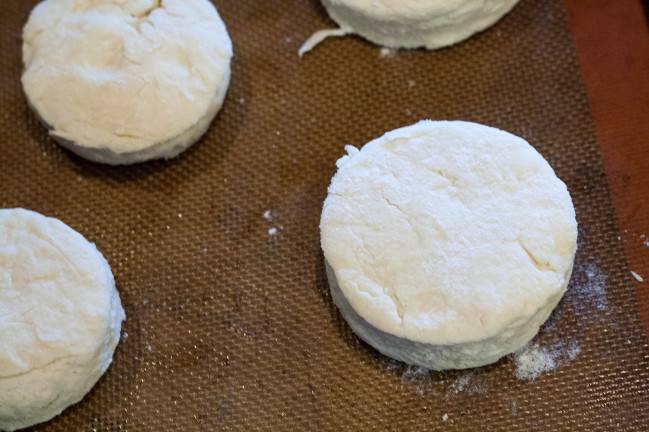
[1,0,648,430]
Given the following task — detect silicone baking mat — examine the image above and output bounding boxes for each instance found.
[1,0,648,430]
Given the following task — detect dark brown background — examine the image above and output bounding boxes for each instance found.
[1,0,648,430]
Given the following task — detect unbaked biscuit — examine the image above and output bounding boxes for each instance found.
[320,120,577,370]
[0,209,125,431]
[22,0,233,165]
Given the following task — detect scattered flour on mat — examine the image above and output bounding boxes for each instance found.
[401,365,430,382]
[379,361,441,396]
[569,262,608,312]
[447,372,472,394]
[263,210,273,221]
[380,359,424,381]
[441,414,449,422]
[446,371,488,396]
[380,358,489,396]
[399,365,437,395]
[566,342,581,360]
[542,306,562,332]
[513,340,581,380]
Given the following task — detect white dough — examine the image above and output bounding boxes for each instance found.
[309,0,519,51]
[320,121,578,370]
[22,0,233,165]
[0,209,125,431]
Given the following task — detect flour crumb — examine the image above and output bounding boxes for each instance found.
[407,79,416,88]
[631,271,644,283]
[643,239,649,248]
[379,47,397,58]
[121,331,129,342]
[239,97,245,105]
[268,226,283,237]
[263,210,273,221]
[441,414,448,422]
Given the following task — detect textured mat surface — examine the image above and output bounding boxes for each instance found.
[0,0,648,430]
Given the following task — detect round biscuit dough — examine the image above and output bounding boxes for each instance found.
[320,120,578,370]
[21,0,233,165]
[0,209,125,431]
[320,0,520,49]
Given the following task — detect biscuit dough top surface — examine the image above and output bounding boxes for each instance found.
[326,0,493,18]
[22,0,233,153]
[0,209,120,377]
[320,121,578,345]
